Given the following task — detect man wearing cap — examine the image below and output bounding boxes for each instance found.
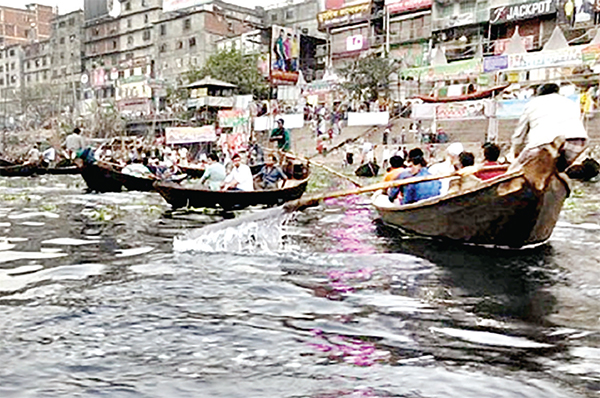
[222,154,254,191]
[428,142,464,195]
[512,83,587,168]
[270,119,291,152]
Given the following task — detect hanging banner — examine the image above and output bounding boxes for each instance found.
[507,47,583,70]
[317,2,372,30]
[218,110,250,128]
[435,101,486,120]
[484,55,509,72]
[271,25,300,86]
[347,112,390,126]
[494,35,535,55]
[582,43,600,64]
[165,126,217,145]
[385,0,432,14]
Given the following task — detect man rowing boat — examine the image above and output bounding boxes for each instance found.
[511,83,587,169]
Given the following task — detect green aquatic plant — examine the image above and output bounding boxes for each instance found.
[83,205,122,222]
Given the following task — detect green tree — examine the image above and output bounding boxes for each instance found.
[339,55,400,102]
[185,48,269,99]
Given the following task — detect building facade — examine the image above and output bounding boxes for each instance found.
[154,0,263,85]
[0,44,23,117]
[50,9,85,103]
[0,4,55,46]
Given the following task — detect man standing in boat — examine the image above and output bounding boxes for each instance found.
[270,118,291,152]
[511,83,587,168]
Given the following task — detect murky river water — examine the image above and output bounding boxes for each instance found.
[1,174,600,397]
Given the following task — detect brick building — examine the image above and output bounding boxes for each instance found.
[0,4,55,46]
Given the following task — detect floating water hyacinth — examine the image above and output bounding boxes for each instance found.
[308,329,390,367]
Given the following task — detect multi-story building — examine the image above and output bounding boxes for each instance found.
[22,39,51,88]
[265,0,326,39]
[82,0,163,107]
[50,10,85,107]
[0,4,55,46]
[387,0,432,68]
[155,0,263,85]
[317,0,386,68]
[0,44,23,117]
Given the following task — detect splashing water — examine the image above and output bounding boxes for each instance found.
[173,207,292,253]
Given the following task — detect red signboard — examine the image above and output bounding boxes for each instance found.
[385,0,432,14]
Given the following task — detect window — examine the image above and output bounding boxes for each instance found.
[125,2,131,11]
[70,34,76,42]
[93,27,100,36]
[128,36,134,45]
[26,75,31,82]
[42,71,47,80]
[42,57,47,66]
[26,61,30,69]
[59,21,66,28]
[271,14,278,22]
[10,75,16,83]
[286,10,294,20]
[143,30,151,41]
[9,49,14,57]
[183,18,191,30]
[144,14,149,24]
[159,44,167,53]
[59,37,65,44]
[69,18,75,26]
[60,53,65,59]
[460,0,476,13]
[127,19,132,28]
[160,25,166,36]
[189,37,196,47]
[176,58,182,67]
[177,41,183,49]
[112,40,117,49]
[0,79,4,86]
[0,65,3,72]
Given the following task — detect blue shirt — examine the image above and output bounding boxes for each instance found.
[256,164,287,189]
[389,167,441,205]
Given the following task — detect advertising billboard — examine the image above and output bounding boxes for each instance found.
[271,26,300,85]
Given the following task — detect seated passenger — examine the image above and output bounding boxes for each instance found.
[388,148,441,205]
[199,152,226,190]
[429,142,463,195]
[255,155,287,190]
[474,143,506,180]
[222,153,254,191]
[383,155,405,182]
[458,151,475,168]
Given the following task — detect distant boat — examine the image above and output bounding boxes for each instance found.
[414,85,510,103]
[373,139,569,248]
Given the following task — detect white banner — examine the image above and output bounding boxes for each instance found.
[254,114,305,131]
[165,126,217,145]
[347,112,390,126]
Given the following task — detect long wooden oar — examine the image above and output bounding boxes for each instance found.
[283,171,460,212]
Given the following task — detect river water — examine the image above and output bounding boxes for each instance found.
[1,174,600,397]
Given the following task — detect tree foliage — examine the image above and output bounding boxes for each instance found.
[339,55,400,102]
[185,48,269,99]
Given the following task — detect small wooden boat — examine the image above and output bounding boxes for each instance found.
[79,162,124,192]
[154,162,310,210]
[415,85,509,103]
[43,165,81,175]
[373,138,569,248]
[0,163,39,177]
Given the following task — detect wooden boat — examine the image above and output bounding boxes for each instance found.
[373,138,569,248]
[154,162,310,210]
[79,162,124,192]
[43,165,81,175]
[0,163,39,177]
[415,85,509,103]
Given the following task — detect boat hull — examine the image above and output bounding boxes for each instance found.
[375,173,569,248]
[80,163,124,192]
[154,178,310,210]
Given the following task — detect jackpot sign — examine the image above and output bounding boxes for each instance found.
[490,0,556,24]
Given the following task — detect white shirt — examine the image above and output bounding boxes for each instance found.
[428,160,455,195]
[512,93,587,156]
[224,164,254,191]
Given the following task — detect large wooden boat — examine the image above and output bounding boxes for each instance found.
[414,85,509,103]
[154,177,310,210]
[373,138,569,248]
[154,161,310,210]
